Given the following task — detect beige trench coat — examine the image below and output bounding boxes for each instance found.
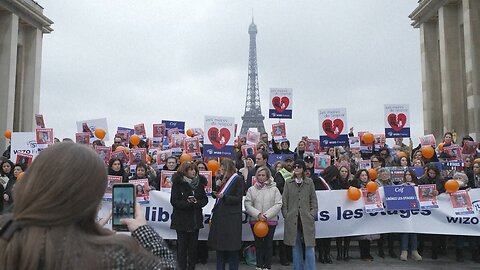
[281,177,318,247]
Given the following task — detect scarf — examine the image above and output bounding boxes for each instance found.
[0,176,9,189]
[255,181,266,189]
[183,175,200,190]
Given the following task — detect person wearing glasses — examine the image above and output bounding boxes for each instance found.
[370,155,383,169]
[282,160,317,270]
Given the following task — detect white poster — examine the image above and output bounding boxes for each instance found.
[384,104,410,138]
[203,115,235,157]
[76,118,109,143]
[269,88,293,119]
[10,132,41,163]
[318,108,348,147]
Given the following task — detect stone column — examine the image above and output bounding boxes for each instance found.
[438,4,468,137]
[463,0,480,141]
[420,21,443,140]
[0,12,19,150]
[20,26,43,132]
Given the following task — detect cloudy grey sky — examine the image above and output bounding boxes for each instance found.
[39,0,422,145]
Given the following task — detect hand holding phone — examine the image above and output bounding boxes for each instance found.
[112,183,136,232]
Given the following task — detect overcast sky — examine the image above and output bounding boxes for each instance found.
[39,0,422,145]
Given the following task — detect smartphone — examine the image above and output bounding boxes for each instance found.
[112,183,135,232]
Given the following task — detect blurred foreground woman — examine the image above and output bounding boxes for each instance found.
[0,143,176,270]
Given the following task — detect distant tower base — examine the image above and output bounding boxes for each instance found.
[240,113,265,135]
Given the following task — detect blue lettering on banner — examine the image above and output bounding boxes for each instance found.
[446,216,480,225]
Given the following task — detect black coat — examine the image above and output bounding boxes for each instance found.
[170,174,208,231]
[208,174,244,251]
[0,175,15,213]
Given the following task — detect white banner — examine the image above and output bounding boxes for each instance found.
[10,132,42,163]
[76,118,109,143]
[99,188,480,240]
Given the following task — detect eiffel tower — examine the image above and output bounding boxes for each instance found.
[240,18,265,135]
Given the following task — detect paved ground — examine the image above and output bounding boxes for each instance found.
[193,248,480,270]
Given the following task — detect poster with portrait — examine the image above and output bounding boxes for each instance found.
[116,129,131,145]
[418,184,439,209]
[151,137,163,148]
[419,134,436,147]
[358,131,373,153]
[246,130,260,145]
[358,160,372,170]
[443,145,463,161]
[104,175,122,200]
[9,132,41,163]
[199,171,213,194]
[241,144,257,158]
[129,179,150,202]
[384,104,410,138]
[76,118,109,143]
[15,152,33,168]
[76,132,90,145]
[306,139,320,154]
[374,134,386,151]
[319,108,348,147]
[314,154,331,174]
[162,120,186,147]
[362,189,385,213]
[349,136,360,151]
[35,114,45,128]
[450,190,474,215]
[462,141,479,155]
[190,128,204,140]
[111,149,129,168]
[129,148,147,166]
[95,146,111,165]
[269,88,293,119]
[184,137,200,156]
[160,170,175,191]
[203,115,235,158]
[156,150,172,167]
[134,123,146,139]
[152,123,166,139]
[171,134,186,152]
[272,122,287,142]
[36,128,53,145]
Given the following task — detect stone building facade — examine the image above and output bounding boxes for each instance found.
[0,0,53,149]
[409,0,479,141]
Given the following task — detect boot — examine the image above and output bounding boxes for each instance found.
[377,237,385,258]
[400,250,408,261]
[388,237,397,258]
[456,249,464,262]
[336,239,343,260]
[411,250,422,261]
[343,239,350,261]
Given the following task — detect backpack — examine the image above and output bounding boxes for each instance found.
[242,244,256,266]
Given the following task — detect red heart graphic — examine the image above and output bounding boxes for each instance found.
[272,96,290,113]
[387,113,407,132]
[322,119,344,139]
[208,127,231,150]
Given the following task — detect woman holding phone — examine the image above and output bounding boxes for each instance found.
[170,161,208,270]
[0,143,176,269]
[244,166,282,270]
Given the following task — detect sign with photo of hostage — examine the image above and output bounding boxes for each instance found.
[129,179,150,203]
[76,118,109,143]
[362,189,384,213]
[450,190,474,215]
[269,88,293,119]
[418,184,439,209]
[319,108,348,147]
[36,128,53,145]
[203,115,235,158]
[160,170,175,191]
[384,104,410,138]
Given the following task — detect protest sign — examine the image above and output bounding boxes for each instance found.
[319,108,348,147]
[384,104,410,138]
[203,116,235,157]
[76,118,109,143]
[269,88,293,119]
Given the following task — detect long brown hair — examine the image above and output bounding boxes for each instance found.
[0,143,152,269]
[221,158,237,180]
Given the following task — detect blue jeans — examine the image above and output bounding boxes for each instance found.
[401,233,418,251]
[292,229,315,270]
[216,250,239,270]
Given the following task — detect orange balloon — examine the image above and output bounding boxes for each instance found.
[94,128,106,140]
[146,155,152,164]
[347,187,361,201]
[4,130,12,139]
[186,129,194,137]
[362,133,374,144]
[366,181,378,193]
[438,143,444,152]
[16,172,25,181]
[207,159,220,173]
[396,151,407,159]
[445,179,460,193]
[179,153,193,163]
[421,146,435,159]
[253,221,269,238]
[368,168,377,180]
[130,134,140,146]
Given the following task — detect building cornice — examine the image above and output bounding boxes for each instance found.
[0,0,53,33]
[409,0,460,28]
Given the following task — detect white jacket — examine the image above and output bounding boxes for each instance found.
[244,180,283,222]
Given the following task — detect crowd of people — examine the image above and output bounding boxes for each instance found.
[1,128,480,270]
